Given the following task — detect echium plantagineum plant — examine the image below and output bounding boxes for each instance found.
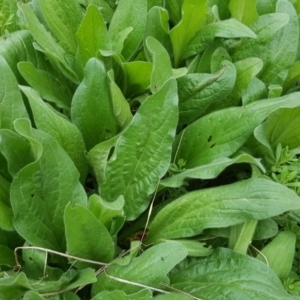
[1,0,300,299]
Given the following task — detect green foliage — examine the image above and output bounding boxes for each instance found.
[0,0,300,299]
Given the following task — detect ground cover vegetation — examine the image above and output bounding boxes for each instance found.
[1,0,300,299]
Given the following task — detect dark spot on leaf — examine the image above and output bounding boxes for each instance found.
[31,194,35,198]
[210,143,216,149]
[161,257,164,261]
[29,257,33,261]
[207,135,212,142]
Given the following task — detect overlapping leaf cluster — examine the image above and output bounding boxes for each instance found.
[1,0,300,299]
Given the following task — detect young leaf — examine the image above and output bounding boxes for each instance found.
[283,61,300,93]
[259,0,299,85]
[146,178,300,242]
[146,37,173,93]
[76,4,111,69]
[64,203,115,268]
[229,0,259,26]
[92,241,187,295]
[38,0,83,54]
[18,62,72,111]
[71,58,118,150]
[108,0,147,60]
[178,60,236,124]
[242,77,267,104]
[100,78,178,220]
[170,248,298,299]
[173,92,300,168]
[20,86,88,183]
[182,18,256,61]
[0,55,28,130]
[170,0,207,66]
[11,119,87,251]
[92,289,152,300]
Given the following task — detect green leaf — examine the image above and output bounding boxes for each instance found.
[146,37,173,93]
[144,7,173,61]
[64,203,115,267]
[182,18,256,61]
[232,13,289,63]
[83,0,115,23]
[18,3,79,83]
[87,136,118,186]
[283,61,300,93]
[18,61,72,111]
[229,0,259,26]
[173,92,300,168]
[210,46,232,73]
[38,0,83,54]
[100,78,178,220]
[0,55,28,130]
[170,248,298,299]
[23,291,46,300]
[20,86,88,183]
[146,178,300,242]
[162,153,264,188]
[170,0,207,66]
[259,0,299,85]
[254,107,300,150]
[92,289,152,300]
[0,0,19,34]
[108,70,133,129]
[256,0,277,15]
[88,194,124,231]
[178,60,236,125]
[108,0,147,60]
[76,4,111,69]
[11,119,86,251]
[71,58,118,150]
[0,129,33,177]
[92,241,187,295]
[165,0,184,25]
[154,294,190,300]
[242,77,267,105]
[0,272,31,300]
[0,245,15,266]
[123,61,152,97]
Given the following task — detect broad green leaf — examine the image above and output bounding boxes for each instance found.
[76,4,111,69]
[92,289,152,300]
[11,119,87,251]
[283,61,300,92]
[162,153,264,188]
[255,107,300,150]
[242,77,267,105]
[232,13,289,63]
[83,0,115,23]
[0,129,33,177]
[64,203,115,268]
[0,245,15,266]
[88,194,124,231]
[0,55,28,130]
[144,7,173,61]
[268,84,282,98]
[23,291,46,300]
[71,58,118,150]
[20,86,88,183]
[111,27,134,56]
[100,78,178,220]
[154,294,191,300]
[124,61,152,97]
[108,70,133,129]
[39,0,82,54]
[18,62,72,111]
[146,37,173,93]
[229,0,259,25]
[178,60,236,125]
[170,0,207,66]
[256,0,277,15]
[18,3,79,83]
[164,240,212,257]
[87,136,118,185]
[146,178,300,242]
[108,0,147,60]
[259,0,299,85]
[92,241,187,295]
[173,92,300,168]
[182,18,256,61]
[170,248,298,300]
[0,272,31,300]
